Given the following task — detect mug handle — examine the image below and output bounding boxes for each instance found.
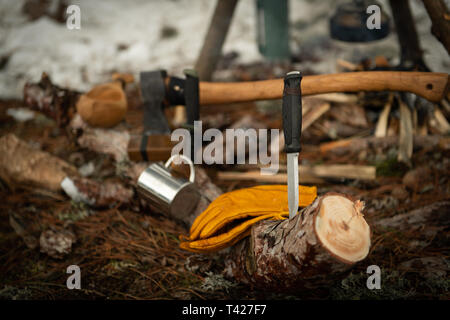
[164,155,195,183]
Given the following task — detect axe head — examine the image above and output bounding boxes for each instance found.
[127,70,173,162]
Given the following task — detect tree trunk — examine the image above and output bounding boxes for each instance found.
[195,0,238,81]
[388,0,427,70]
[223,193,371,291]
[422,0,450,55]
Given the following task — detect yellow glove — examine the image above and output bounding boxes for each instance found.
[180,185,317,253]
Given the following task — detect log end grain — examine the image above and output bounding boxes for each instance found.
[315,195,371,264]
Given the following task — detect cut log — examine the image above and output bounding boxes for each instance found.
[0,133,133,207]
[223,193,371,290]
[0,133,77,191]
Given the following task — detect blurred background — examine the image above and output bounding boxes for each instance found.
[0,0,448,98]
[0,0,449,300]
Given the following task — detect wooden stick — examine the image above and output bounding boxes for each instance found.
[217,164,376,183]
[430,106,450,134]
[225,194,371,290]
[199,72,448,104]
[320,135,447,155]
[397,99,414,163]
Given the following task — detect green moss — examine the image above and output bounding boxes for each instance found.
[58,202,90,222]
[374,155,409,177]
[330,270,415,300]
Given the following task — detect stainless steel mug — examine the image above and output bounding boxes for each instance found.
[137,155,200,220]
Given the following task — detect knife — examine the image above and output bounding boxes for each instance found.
[282,71,303,219]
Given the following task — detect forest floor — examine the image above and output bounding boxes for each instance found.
[0,60,449,299]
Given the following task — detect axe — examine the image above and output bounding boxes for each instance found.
[148,71,448,106]
[104,71,448,161]
[127,69,200,162]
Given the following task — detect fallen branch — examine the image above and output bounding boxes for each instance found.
[0,133,77,191]
[0,133,133,207]
[375,200,449,231]
[422,0,450,54]
[319,135,448,155]
[217,164,376,183]
[398,99,414,163]
[71,114,130,162]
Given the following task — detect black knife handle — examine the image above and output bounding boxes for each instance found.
[282,71,303,153]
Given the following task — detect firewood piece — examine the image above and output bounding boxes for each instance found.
[217,170,325,184]
[272,98,330,151]
[319,135,445,155]
[311,93,358,104]
[61,177,133,208]
[303,101,330,130]
[0,134,77,191]
[374,94,393,137]
[23,72,80,127]
[71,114,130,162]
[328,103,368,128]
[320,120,366,139]
[217,164,376,183]
[428,106,450,134]
[203,114,267,165]
[224,193,371,290]
[398,99,414,163]
[441,99,450,113]
[195,0,238,81]
[422,0,450,55]
[336,59,359,72]
[375,201,450,231]
[402,166,433,191]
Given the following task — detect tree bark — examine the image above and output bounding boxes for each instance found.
[422,0,450,55]
[195,0,238,81]
[222,193,371,291]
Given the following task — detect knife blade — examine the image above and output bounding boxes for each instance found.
[282,71,303,219]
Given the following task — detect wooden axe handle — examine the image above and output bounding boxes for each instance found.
[198,71,449,104]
